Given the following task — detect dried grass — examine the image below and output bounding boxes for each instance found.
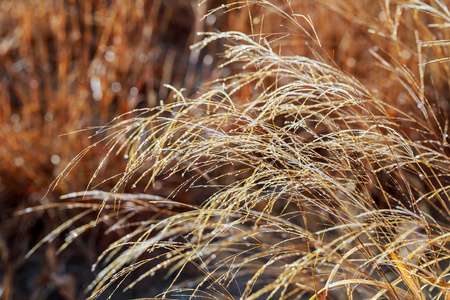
[1,0,219,298]
[17,0,450,299]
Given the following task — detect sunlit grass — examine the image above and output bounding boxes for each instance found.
[22,0,450,299]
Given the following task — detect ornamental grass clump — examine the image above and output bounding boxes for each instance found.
[1,1,219,297]
[29,1,450,299]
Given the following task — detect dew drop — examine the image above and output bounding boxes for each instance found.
[111,82,121,93]
[90,76,102,101]
[51,155,60,165]
[139,53,148,63]
[206,14,216,25]
[10,113,20,123]
[203,54,213,65]
[129,87,139,96]
[104,50,115,62]
[14,157,24,167]
[44,112,54,122]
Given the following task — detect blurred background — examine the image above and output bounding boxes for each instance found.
[1,0,448,299]
[0,1,226,298]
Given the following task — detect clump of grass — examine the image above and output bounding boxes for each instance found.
[1,0,224,298]
[0,0,212,198]
[34,1,450,299]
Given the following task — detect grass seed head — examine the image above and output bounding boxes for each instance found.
[25,1,450,299]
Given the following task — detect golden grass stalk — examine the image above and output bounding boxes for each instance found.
[33,1,450,299]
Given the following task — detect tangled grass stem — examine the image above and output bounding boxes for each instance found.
[35,1,450,299]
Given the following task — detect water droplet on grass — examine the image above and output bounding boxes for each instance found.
[111,82,121,93]
[130,87,139,96]
[51,155,60,165]
[44,112,54,122]
[104,50,115,62]
[139,53,148,63]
